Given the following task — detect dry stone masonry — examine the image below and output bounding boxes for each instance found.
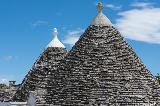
[55,25,160,106]
[12,47,67,104]
[51,2,160,106]
[12,2,160,106]
[12,29,67,105]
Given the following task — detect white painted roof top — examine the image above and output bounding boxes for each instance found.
[47,28,65,48]
[91,2,112,26]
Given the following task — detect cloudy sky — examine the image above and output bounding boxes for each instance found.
[0,0,160,84]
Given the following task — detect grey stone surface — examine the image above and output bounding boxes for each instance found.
[12,47,67,105]
[0,84,19,102]
[53,25,160,105]
[11,25,160,105]
[11,3,160,105]
[27,92,37,106]
[13,25,160,105]
[0,102,11,106]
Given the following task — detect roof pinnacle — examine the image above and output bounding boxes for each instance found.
[91,2,112,26]
[46,28,65,48]
[97,2,104,12]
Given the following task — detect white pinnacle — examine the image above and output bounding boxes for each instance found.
[91,2,112,26]
[47,28,65,48]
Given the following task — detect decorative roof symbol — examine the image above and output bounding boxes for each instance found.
[97,2,104,12]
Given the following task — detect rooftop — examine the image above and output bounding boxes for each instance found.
[47,28,65,48]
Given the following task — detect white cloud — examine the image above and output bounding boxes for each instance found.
[116,5,160,44]
[31,20,48,28]
[62,28,84,46]
[3,55,14,61]
[130,2,154,8]
[105,4,122,10]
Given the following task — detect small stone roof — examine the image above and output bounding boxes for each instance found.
[12,28,67,105]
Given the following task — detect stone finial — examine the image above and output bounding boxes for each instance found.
[97,2,104,12]
[91,2,112,26]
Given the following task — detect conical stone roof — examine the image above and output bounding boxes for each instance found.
[12,29,67,105]
[52,2,160,106]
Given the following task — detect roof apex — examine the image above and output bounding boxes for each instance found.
[91,2,112,26]
[47,28,65,48]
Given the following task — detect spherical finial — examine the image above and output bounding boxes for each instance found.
[53,28,58,37]
[54,28,57,32]
[97,2,104,12]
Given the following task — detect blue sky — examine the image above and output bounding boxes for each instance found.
[0,0,160,84]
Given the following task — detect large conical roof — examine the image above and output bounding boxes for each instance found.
[12,29,67,105]
[53,2,160,106]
